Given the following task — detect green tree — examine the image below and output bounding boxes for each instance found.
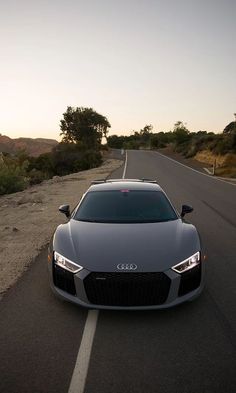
[107,135,125,149]
[173,121,190,146]
[223,121,236,134]
[150,132,169,149]
[60,107,111,149]
[140,124,153,145]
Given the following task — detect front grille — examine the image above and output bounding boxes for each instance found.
[84,272,171,306]
[178,264,201,296]
[53,264,76,296]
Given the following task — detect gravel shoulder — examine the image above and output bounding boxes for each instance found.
[0,159,123,298]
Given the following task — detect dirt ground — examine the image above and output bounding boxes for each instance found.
[0,159,122,298]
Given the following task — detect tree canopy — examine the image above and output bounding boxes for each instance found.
[60,107,111,149]
[172,121,190,145]
[223,121,236,134]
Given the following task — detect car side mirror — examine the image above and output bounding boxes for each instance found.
[59,204,70,218]
[181,204,193,218]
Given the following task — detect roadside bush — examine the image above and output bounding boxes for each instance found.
[107,135,126,149]
[0,165,28,195]
[123,140,140,150]
[27,153,54,177]
[150,134,167,149]
[184,144,199,158]
[49,145,102,175]
[0,141,105,195]
[28,169,47,185]
[210,135,233,155]
[75,150,102,171]
[174,141,192,156]
[213,139,230,155]
[26,144,103,177]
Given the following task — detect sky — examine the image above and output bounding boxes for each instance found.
[0,0,235,140]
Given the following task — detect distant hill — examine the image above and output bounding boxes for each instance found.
[0,135,58,157]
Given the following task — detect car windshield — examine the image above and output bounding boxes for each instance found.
[74,190,178,223]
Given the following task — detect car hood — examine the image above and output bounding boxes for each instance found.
[53,218,200,272]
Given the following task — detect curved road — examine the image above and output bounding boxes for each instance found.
[1,150,236,393]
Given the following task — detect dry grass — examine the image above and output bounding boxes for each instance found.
[194,150,236,178]
[215,166,236,178]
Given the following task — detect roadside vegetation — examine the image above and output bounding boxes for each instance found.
[0,107,110,195]
[107,121,236,156]
[107,120,236,177]
[1,113,236,195]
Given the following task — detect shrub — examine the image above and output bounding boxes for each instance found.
[75,150,102,171]
[150,134,167,149]
[212,135,233,155]
[184,144,199,158]
[27,153,54,177]
[0,142,104,195]
[28,169,47,185]
[174,141,191,156]
[0,165,28,195]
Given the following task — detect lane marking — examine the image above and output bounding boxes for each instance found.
[68,310,99,393]
[68,153,128,393]
[122,150,128,179]
[155,152,236,186]
[204,167,213,175]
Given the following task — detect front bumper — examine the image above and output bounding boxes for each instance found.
[48,259,205,310]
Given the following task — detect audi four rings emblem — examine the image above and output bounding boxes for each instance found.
[117,263,137,270]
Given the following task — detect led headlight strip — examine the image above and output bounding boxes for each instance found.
[172,252,200,273]
[54,251,83,273]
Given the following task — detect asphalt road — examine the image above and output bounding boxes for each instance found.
[1,150,236,393]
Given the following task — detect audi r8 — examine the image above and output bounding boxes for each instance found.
[48,179,204,309]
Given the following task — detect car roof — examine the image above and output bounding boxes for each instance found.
[88,179,163,192]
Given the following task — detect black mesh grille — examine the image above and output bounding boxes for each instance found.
[53,264,76,296]
[178,264,201,296]
[84,272,171,306]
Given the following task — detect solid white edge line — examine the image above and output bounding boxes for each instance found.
[68,310,99,393]
[204,167,213,174]
[155,152,236,186]
[122,150,128,179]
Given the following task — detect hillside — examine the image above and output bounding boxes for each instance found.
[0,135,58,157]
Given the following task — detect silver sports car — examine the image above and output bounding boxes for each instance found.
[48,179,204,309]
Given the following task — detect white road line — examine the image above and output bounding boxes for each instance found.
[155,152,236,186]
[68,152,129,393]
[68,310,99,393]
[204,167,213,175]
[122,150,128,179]
[67,150,233,392]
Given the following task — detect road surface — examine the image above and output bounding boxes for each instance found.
[1,150,236,393]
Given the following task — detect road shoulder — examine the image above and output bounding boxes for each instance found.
[0,158,123,299]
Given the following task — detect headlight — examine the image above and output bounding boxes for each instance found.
[54,251,83,273]
[172,252,200,273]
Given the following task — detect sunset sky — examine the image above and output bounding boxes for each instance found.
[0,0,235,140]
